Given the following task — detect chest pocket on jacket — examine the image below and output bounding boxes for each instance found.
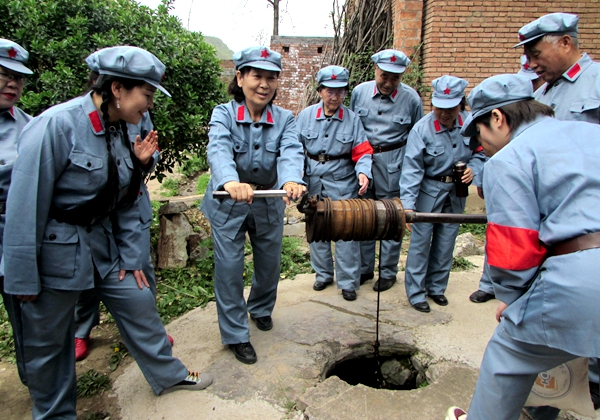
[39,221,79,278]
[335,133,353,144]
[426,146,445,157]
[393,115,412,126]
[232,135,249,154]
[301,129,318,144]
[65,150,104,191]
[355,108,369,118]
[570,99,600,123]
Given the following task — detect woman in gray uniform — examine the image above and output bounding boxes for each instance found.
[3,46,212,420]
[201,46,305,364]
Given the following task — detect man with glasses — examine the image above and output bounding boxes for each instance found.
[0,38,33,385]
[297,65,372,301]
[350,49,423,292]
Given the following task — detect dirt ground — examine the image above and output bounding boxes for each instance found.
[0,176,486,419]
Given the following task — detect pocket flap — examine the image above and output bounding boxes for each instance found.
[69,150,103,171]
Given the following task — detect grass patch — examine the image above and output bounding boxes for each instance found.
[0,302,15,361]
[77,369,111,398]
[180,155,208,178]
[109,342,128,372]
[280,237,313,279]
[196,173,211,195]
[451,256,476,271]
[160,178,181,197]
[458,222,486,241]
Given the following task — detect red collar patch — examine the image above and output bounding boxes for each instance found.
[267,110,273,124]
[237,105,245,121]
[88,111,103,133]
[7,47,17,58]
[9,106,14,117]
[391,89,398,99]
[338,107,344,120]
[458,114,463,127]
[567,63,581,79]
[316,108,322,119]
[434,119,442,133]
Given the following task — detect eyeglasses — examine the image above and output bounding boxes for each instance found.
[0,71,28,86]
[324,88,347,99]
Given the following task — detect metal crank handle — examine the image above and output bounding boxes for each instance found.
[212,190,289,199]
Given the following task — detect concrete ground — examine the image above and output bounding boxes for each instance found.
[112,255,600,420]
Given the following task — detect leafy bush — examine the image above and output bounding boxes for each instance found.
[0,0,227,180]
[458,222,487,241]
[77,369,111,398]
[180,155,209,178]
[451,256,476,271]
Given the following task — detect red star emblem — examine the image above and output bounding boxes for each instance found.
[444,87,451,95]
[7,47,17,58]
[331,74,337,80]
[523,62,530,70]
[261,49,269,58]
[390,55,397,63]
[519,34,526,41]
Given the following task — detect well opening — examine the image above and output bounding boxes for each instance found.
[326,353,427,391]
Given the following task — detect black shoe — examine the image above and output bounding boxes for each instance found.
[250,315,273,331]
[373,277,396,292]
[313,281,333,291]
[469,290,495,303]
[429,294,448,306]
[359,272,374,285]
[412,301,431,313]
[342,289,357,301]
[229,342,257,364]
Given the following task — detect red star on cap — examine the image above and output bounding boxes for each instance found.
[390,55,397,63]
[519,34,526,41]
[523,62,530,70]
[331,74,337,80]
[444,87,451,95]
[7,47,17,58]
[261,49,269,58]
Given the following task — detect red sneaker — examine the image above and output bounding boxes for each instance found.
[446,407,467,420]
[168,334,174,346]
[75,338,90,361]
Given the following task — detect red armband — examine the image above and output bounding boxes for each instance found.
[486,222,547,270]
[352,141,374,163]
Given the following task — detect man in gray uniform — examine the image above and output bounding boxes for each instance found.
[350,49,423,292]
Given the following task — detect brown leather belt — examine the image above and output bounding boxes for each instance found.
[550,231,600,256]
[372,140,407,154]
[306,151,351,163]
[425,174,453,183]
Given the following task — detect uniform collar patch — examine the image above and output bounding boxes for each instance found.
[338,107,344,120]
[9,106,15,118]
[237,105,246,122]
[88,111,103,133]
[434,119,442,133]
[566,62,581,80]
[458,114,463,127]
[316,107,323,119]
[82,93,105,134]
[266,110,274,124]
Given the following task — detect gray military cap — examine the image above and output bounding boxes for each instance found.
[513,13,579,48]
[0,39,32,75]
[317,65,349,88]
[461,74,534,137]
[87,46,170,97]
[233,46,282,72]
[371,49,410,74]
[431,75,468,108]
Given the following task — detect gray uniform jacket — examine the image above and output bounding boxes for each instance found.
[0,106,31,269]
[297,102,372,198]
[350,80,423,196]
[200,100,304,239]
[400,111,485,212]
[3,93,142,295]
[485,116,600,357]
[535,53,600,124]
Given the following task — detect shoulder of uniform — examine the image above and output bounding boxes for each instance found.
[400,83,421,100]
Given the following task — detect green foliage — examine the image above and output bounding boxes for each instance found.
[77,369,111,398]
[451,256,476,271]
[180,155,208,178]
[196,173,211,195]
[0,301,15,361]
[160,178,181,197]
[109,342,128,371]
[458,222,487,241]
[279,237,313,279]
[0,0,227,180]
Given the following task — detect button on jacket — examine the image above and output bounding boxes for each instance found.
[535,53,600,124]
[3,93,142,295]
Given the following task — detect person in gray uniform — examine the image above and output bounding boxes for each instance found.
[73,55,168,361]
[296,65,372,301]
[200,46,305,365]
[350,49,423,292]
[447,74,600,420]
[401,75,484,313]
[516,12,600,123]
[3,46,212,420]
[514,12,600,419]
[0,38,33,385]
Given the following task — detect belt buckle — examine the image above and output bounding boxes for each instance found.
[318,154,327,163]
[373,145,382,153]
[444,176,453,183]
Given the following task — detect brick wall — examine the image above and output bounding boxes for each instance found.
[270,36,333,115]
[393,0,424,52]
[391,1,600,109]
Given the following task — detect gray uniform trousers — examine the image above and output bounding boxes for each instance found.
[74,222,155,338]
[468,322,578,420]
[476,255,494,295]
[0,277,26,384]
[22,269,187,419]
[212,205,283,344]
[404,196,461,304]
[310,240,360,291]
